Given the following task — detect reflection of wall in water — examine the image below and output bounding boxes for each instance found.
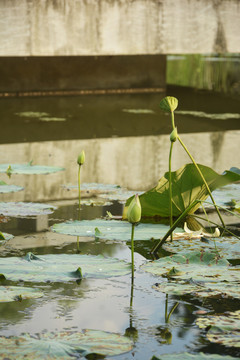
[0,130,239,202]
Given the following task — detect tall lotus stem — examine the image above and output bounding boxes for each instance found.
[77,150,85,216]
[177,136,225,228]
[127,194,141,280]
[160,97,178,241]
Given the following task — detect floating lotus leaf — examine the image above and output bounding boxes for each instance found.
[0,286,44,302]
[15,111,49,118]
[163,236,240,260]
[196,310,240,348]
[0,329,132,359]
[63,182,121,192]
[151,352,237,360]
[204,183,240,210]
[0,253,131,282]
[176,110,240,120]
[0,181,24,193]
[153,280,240,299]
[141,251,240,283]
[51,219,183,241]
[0,202,57,217]
[122,108,155,114]
[0,163,65,175]
[124,164,240,218]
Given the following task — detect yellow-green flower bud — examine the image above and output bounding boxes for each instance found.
[127,194,141,224]
[77,150,85,166]
[160,96,178,113]
[170,127,178,142]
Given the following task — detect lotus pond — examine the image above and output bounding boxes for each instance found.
[0,86,240,359]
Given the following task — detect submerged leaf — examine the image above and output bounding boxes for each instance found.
[0,329,133,359]
[0,286,43,302]
[196,310,240,348]
[0,253,131,282]
[51,219,184,241]
[124,164,240,218]
[0,163,65,175]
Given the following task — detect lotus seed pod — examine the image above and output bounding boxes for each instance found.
[77,150,85,166]
[160,96,178,113]
[127,194,141,224]
[170,127,178,142]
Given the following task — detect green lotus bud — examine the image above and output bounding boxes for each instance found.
[160,96,178,113]
[170,127,178,142]
[77,150,85,166]
[127,194,141,224]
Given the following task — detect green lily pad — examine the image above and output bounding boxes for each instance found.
[151,352,237,360]
[0,252,131,282]
[0,181,24,193]
[196,310,240,348]
[124,164,240,218]
[141,250,240,283]
[15,111,50,118]
[63,182,121,192]
[163,236,240,260]
[153,280,240,299]
[0,163,65,175]
[0,329,132,359]
[0,286,44,302]
[204,183,240,210]
[0,202,57,217]
[51,219,184,241]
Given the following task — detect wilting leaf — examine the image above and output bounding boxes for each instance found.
[0,286,43,302]
[0,163,65,175]
[51,219,184,241]
[151,352,237,359]
[0,253,131,282]
[124,164,240,218]
[0,329,133,359]
[141,250,240,283]
[0,202,57,217]
[196,310,240,348]
[153,279,240,299]
[163,236,240,260]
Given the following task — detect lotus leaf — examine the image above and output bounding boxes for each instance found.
[204,183,240,210]
[0,286,44,302]
[122,108,155,114]
[153,280,240,299]
[176,110,240,120]
[151,352,237,359]
[0,182,24,193]
[124,164,240,218]
[196,310,240,348]
[0,202,57,217]
[0,163,65,175]
[51,219,183,241]
[0,253,131,282]
[0,329,133,359]
[63,182,121,192]
[163,236,240,260]
[141,251,240,283]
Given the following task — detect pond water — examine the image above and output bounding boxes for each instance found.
[0,85,240,359]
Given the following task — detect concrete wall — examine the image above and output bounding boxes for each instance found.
[0,0,239,56]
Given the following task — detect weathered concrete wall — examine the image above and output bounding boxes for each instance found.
[0,0,239,56]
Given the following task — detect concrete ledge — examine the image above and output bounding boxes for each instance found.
[0,55,166,93]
